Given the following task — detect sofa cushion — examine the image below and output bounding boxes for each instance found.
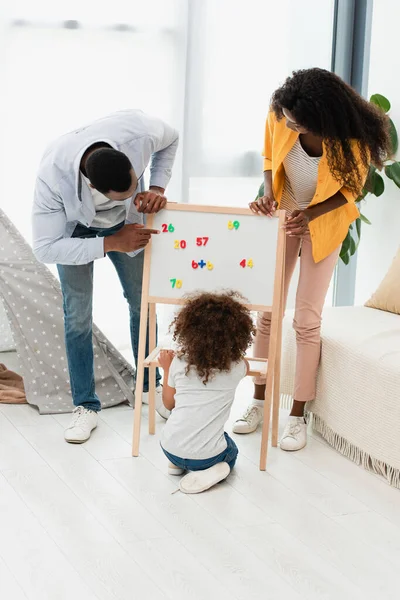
[365,248,400,315]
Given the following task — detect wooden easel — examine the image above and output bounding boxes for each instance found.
[132,204,286,470]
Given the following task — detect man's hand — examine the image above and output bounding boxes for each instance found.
[104,224,159,253]
[158,349,175,371]
[135,187,167,214]
[249,192,277,217]
[284,209,311,237]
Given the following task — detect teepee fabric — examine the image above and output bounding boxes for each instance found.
[0,209,135,414]
[0,298,15,351]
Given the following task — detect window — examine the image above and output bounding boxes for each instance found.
[183,0,335,207]
[0,0,337,355]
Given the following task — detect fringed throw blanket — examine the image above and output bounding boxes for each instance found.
[0,363,27,404]
[280,306,400,489]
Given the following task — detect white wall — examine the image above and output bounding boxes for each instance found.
[0,0,335,360]
[0,2,187,357]
[354,0,400,305]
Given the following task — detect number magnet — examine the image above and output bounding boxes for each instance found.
[170,278,183,289]
[239,258,254,269]
[196,237,209,246]
[228,220,240,230]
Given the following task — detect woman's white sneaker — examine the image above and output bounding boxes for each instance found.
[64,407,98,443]
[232,403,263,434]
[280,416,307,451]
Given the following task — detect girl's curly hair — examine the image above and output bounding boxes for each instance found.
[271,68,391,195]
[170,291,255,384]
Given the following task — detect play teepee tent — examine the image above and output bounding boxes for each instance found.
[0,208,135,414]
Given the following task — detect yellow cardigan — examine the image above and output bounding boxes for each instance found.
[263,111,368,263]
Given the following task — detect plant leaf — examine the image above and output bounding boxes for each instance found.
[385,164,394,181]
[389,118,398,156]
[364,165,377,193]
[356,217,361,239]
[341,231,351,254]
[255,181,264,201]
[356,188,368,202]
[340,251,350,265]
[373,173,385,196]
[387,162,400,187]
[360,213,371,225]
[349,235,357,256]
[370,93,391,113]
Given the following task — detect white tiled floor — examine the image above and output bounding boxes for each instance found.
[0,378,399,600]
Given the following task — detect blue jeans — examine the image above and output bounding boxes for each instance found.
[57,221,160,412]
[162,433,238,471]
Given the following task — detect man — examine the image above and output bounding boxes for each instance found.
[32,109,178,443]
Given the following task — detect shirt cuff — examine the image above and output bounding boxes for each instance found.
[87,236,107,262]
[150,170,171,191]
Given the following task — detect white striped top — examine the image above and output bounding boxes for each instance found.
[280,138,321,213]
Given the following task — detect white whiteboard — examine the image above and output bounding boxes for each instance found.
[147,205,281,309]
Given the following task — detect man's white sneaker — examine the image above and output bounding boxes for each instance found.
[232,403,263,434]
[280,416,307,451]
[64,406,98,444]
[168,462,184,476]
[142,386,170,420]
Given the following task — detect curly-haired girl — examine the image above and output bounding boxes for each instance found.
[233,67,391,451]
[158,291,255,494]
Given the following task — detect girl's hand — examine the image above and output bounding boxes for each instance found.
[249,193,277,217]
[158,349,175,370]
[284,209,311,237]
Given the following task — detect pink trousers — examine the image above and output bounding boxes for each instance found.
[254,233,340,402]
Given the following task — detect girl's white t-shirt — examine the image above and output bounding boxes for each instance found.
[161,356,247,460]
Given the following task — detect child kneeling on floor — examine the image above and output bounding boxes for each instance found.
[158,291,255,494]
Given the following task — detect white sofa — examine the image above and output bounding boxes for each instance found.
[281,306,400,488]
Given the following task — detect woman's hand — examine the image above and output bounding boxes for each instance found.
[158,349,175,370]
[249,193,277,217]
[284,209,311,237]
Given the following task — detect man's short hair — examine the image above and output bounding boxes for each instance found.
[86,148,133,194]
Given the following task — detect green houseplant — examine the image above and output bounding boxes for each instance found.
[339,94,399,264]
[254,94,399,265]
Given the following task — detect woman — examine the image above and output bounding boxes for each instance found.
[233,68,390,451]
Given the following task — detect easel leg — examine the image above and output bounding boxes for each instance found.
[260,210,286,470]
[148,303,157,435]
[132,236,153,457]
[259,359,274,470]
[132,303,149,456]
[271,315,283,447]
[271,268,285,446]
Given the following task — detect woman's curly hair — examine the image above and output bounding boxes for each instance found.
[271,68,391,195]
[170,291,255,384]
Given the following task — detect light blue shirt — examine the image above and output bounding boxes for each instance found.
[32,109,179,265]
